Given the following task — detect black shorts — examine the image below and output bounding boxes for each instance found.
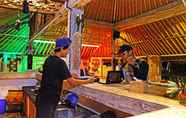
[36,93,59,118]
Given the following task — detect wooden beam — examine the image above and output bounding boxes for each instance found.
[161,53,186,57]
[0,5,55,15]
[31,0,91,41]
[115,0,186,31]
[86,19,113,29]
[0,0,91,16]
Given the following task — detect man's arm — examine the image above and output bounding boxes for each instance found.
[63,76,95,90]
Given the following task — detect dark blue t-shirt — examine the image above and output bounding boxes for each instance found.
[39,55,71,96]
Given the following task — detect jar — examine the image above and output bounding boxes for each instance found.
[178,90,186,106]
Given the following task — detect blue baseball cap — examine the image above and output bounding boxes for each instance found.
[55,37,71,48]
[118,44,132,54]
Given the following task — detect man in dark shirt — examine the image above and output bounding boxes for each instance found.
[36,37,95,118]
[118,44,149,81]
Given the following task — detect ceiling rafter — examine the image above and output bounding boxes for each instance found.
[1,0,186,58]
[116,0,186,31]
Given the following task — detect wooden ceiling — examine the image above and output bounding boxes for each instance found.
[0,0,178,23]
[0,0,63,14]
[0,0,186,59]
[85,0,175,23]
[124,13,186,56]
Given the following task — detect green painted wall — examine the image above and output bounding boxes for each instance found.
[32,56,47,71]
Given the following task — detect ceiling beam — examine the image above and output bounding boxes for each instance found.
[86,19,113,29]
[0,5,55,15]
[31,0,91,41]
[115,0,186,31]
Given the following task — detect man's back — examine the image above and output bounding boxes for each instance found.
[40,55,71,95]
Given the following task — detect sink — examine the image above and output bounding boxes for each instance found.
[55,104,99,118]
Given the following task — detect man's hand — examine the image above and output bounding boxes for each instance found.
[87,76,97,83]
[127,56,136,65]
[63,76,96,91]
[71,73,79,78]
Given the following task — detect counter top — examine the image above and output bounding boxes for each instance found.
[129,105,186,118]
[71,83,181,115]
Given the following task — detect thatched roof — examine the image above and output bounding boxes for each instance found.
[0,0,186,59]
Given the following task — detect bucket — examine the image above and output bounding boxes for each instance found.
[55,108,74,118]
[0,99,7,114]
[65,92,79,108]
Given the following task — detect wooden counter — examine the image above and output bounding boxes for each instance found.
[129,105,186,118]
[23,86,37,118]
[71,83,181,116]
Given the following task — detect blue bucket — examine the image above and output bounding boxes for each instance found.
[65,92,79,108]
[0,99,6,114]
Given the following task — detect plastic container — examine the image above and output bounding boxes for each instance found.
[65,92,79,108]
[55,108,74,118]
[179,91,186,106]
[0,99,7,114]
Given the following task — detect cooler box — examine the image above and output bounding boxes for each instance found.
[0,99,7,114]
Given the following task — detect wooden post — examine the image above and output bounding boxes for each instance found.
[66,1,84,76]
[148,55,161,82]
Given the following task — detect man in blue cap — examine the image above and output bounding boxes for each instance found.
[118,44,135,68]
[118,44,149,81]
[36,37,96,118]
